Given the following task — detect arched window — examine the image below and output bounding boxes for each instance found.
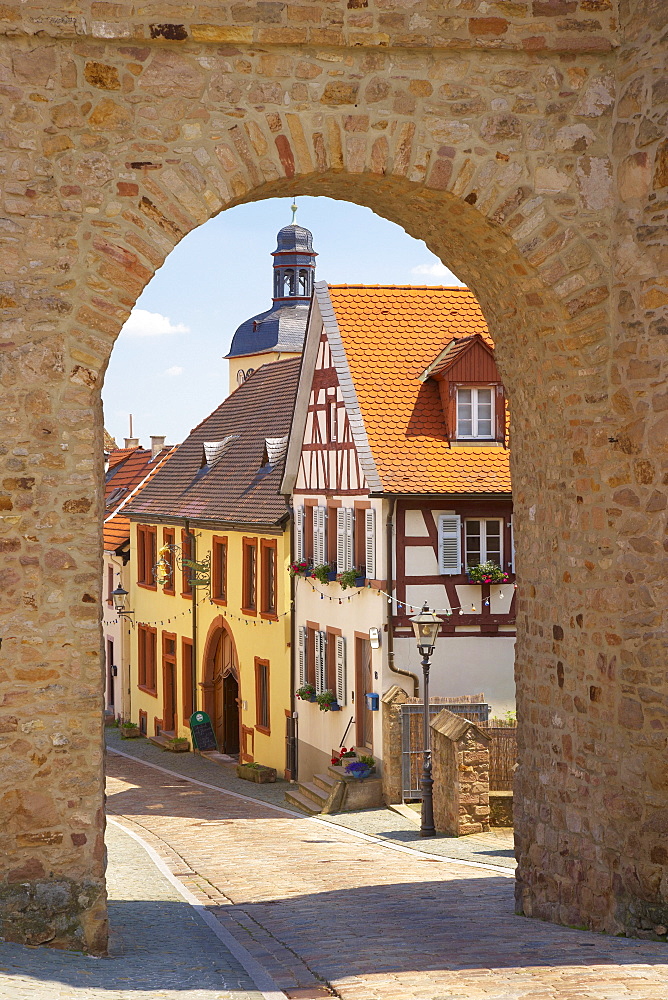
[299,269,309,295]
[283,269,294,296]
[237,370,245,386]
[246,368,254,379]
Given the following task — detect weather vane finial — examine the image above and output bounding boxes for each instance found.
[290,199,298,224]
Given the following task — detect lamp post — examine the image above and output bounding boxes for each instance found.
[410,603,443,838]
[111,585,134,622]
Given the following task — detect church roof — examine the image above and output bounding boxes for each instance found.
[274,223,314,253]
[225,301,309,360]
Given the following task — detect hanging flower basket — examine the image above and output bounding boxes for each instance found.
[296,683,317,702]
[289,560,310,578]
[315,690,340,712]
[467,561,509,585]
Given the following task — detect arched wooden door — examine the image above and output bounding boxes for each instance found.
[211,629,240,755]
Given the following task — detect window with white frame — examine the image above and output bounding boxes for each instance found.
[465,518,503,569]
[456,387,494,439]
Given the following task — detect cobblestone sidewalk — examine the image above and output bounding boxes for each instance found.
[106,750,668,1000]
[0,822,267,1000]
[107,729,516,870]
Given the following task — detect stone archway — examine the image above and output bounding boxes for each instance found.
[0,1,665,953]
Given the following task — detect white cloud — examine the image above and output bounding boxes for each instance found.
[163,365,184,377]
[121,308,189,338]
[411,262,453,277]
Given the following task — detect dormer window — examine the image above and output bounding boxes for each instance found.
[456,387,494,439]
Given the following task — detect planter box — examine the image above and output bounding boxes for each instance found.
[236,763,277,784]
[164,741,190,753]
[119,728,141,739]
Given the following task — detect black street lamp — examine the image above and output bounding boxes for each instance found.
[410,603,443,837]
[111,585,134,621]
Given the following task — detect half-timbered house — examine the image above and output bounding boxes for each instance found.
[282,282,515,786]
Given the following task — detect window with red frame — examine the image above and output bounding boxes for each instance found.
[137,624,157,692]
[136,525,157,586]
[212,536,228,604]
[181,529,193,597]
[162,527,175,595]
[255,658,270,733]
[242,538,257,613]
[260,539,277,617]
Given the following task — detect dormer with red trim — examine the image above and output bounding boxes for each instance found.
[419,334,506,445]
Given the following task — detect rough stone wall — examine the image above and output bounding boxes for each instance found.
[381,684,410,805]
[431,709,491,837]
[0,0,666,950]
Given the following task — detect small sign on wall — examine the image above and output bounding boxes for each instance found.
[365,692,379,711]
[369,627,381,649]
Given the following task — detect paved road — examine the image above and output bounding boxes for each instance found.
[105,750,668,1000]
[107,729,516,870]
[0,821,266,1000]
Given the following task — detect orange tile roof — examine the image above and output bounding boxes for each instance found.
[103,446,175,551]
[327,285,511,495]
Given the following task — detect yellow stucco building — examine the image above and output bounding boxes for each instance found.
[125,358,301,773]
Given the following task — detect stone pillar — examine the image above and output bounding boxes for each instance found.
[431,709,491,837]
[381,684,410,805]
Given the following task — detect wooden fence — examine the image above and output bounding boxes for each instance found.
[481,722,518,791]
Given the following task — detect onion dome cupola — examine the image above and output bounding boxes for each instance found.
[225,204,317,391]
[271,208,317,303]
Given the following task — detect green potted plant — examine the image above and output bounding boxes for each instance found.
[236,761,277,783]
[331,746,357,766]
[315,690,340,712]
[312,563,332,585]
[337,568,364,590]
[288,559,310,578]
[296,683,317,702]
[119,721,141,739]
[164,736,190,753]
[467,561,509,584]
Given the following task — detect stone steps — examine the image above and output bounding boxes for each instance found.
[285,789,322,814]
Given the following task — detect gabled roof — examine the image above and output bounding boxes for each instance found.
[124,358,301,528]
[418,333,495,383]
[103,446,176,552]
[284,284,511,497]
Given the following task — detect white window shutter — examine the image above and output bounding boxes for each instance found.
[336,508,345,571]
[335,636,346,706]
[315,630,327,693]
[438,514,462,575]
[295,505,304,562]
[345,508,354,572]
[365,508,376,580]
[314,506,327,565]
[298,626,307,686]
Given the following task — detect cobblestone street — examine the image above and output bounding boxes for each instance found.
[100,747,667,1000]
[0,820,266,1000]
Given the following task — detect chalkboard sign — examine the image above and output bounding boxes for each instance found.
[189,711,217,751]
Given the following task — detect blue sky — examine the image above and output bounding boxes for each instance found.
[102,196,462,448]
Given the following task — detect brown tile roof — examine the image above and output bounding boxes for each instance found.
[327,285,511,495]
[103,446,175,551]
[124,358,301,527]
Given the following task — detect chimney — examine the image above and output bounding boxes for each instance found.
[151,435,166,458]
[124,437,139,449]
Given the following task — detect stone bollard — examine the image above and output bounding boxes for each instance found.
[430,709,491,836]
